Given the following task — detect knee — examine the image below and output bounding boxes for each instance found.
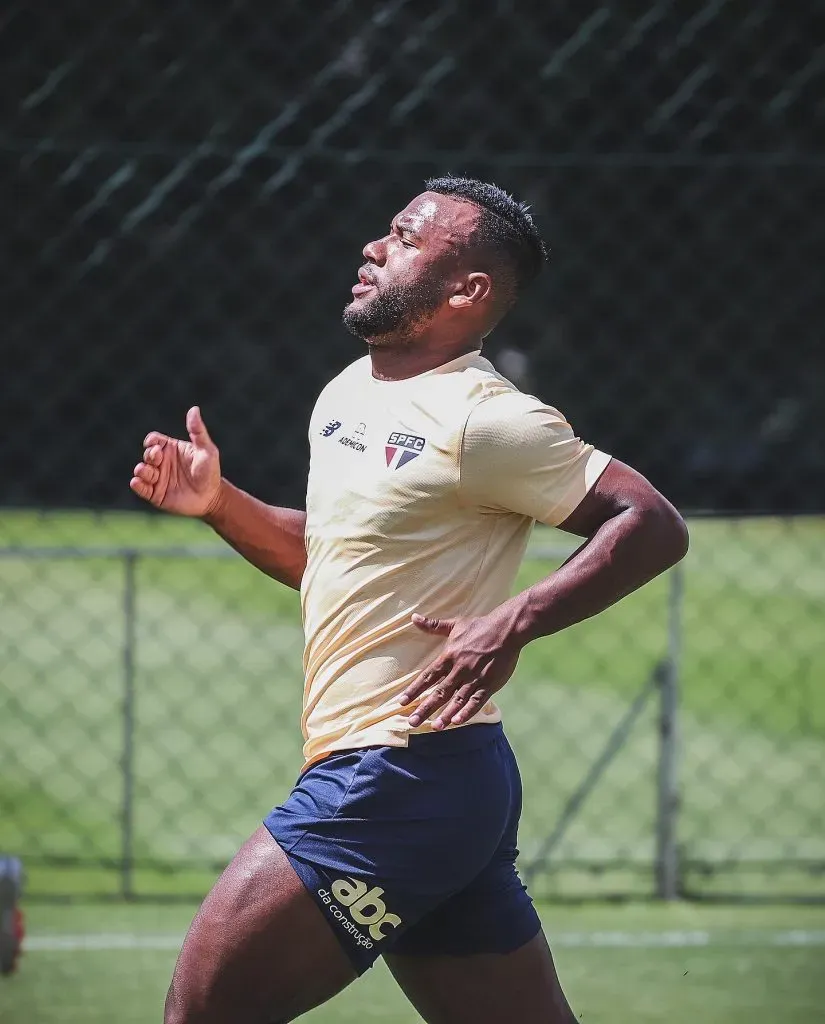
[163,977,210,1024]
[163,976,294,1024]
[163,979,189,1024]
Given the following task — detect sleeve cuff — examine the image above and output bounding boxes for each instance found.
[545,449,613,527]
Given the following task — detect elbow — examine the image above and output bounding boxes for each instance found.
[626,490,688,570]
[649,498,689,568]
[669,509,690,565]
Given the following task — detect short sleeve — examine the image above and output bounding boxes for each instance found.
[459,392,612,526]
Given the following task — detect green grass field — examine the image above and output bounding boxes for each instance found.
[3,902,825,1023]
[0,511,823,1021]
[0,511,823,900]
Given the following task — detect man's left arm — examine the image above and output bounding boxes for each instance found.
[402,457,688,730]
[498,457,689,645]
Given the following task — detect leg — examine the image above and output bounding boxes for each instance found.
[386,930,578,1024]
[385,730,576,1022]
[165,826,356,1024]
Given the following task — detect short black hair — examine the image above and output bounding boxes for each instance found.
[425,175,549,304]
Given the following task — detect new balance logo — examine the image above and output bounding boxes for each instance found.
[321,420,342,437]
[318,877,402,946]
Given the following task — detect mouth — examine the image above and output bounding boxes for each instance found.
[352,266,377,296]
[351,282,374,297]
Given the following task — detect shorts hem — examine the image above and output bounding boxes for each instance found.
[264,833,377,976]
[391,912,542,959]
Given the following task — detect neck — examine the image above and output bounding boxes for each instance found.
[368,339,481,382]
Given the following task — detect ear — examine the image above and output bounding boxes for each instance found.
[448,272,492,309]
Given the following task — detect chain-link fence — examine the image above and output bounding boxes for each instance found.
[1,3,823,901]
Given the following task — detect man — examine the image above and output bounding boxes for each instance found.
[0,855,24,976]
[130,176,688,1024]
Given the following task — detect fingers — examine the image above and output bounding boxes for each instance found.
[407,668,463,729]
[400,658,452,707]
[444,688,489,727]
[186,406,215,451]
[432,682,478,729]
[132,428,174,507]
[129,477,153,501]
[407,677,489,731]
[411,613,455,636]
[142,444,164,467]
[133,461,159,485]
[130,458,161,505]
[402,651,490,729]
[401,614,457,716]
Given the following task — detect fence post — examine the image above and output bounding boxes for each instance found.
[655,562,685,899]
[121,551,137,899]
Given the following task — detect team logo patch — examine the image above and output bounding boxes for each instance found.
[385,431,425,469]
[317,877,402,948]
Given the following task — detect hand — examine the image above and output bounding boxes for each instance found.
[130,406,222,517]
[400,613,522,731]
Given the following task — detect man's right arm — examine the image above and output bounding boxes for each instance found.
[130,406,307,591]
[203,481,306,591]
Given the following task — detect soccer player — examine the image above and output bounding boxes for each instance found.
[130,177,688,1024]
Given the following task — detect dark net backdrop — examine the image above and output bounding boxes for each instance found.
[2,1,823,513]
[2,2,825,906]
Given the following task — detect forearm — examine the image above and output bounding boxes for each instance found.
[202,479,307,590]
[498,505,689,647]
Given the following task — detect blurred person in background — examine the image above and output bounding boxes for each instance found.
[131,176,688,1024]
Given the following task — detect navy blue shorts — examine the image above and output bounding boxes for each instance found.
[263,722,540,974]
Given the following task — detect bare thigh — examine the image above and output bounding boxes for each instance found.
[164,826,356,1024]
[386,930,578,1024]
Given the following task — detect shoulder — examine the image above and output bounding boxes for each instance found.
[321,355,372,393]
[468,390,568,428]
[423,354,573,451]
[454,355,563,414]
[308,356,371,437]
[312,356,370,406]
[462,359,571,442]
[454,353,519,401]
[429,353,527,420]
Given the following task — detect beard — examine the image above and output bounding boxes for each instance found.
[342,271,445,345]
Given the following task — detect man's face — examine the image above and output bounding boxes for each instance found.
[342,192,479,345]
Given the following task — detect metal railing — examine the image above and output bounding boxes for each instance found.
[2,541,685,900]
[2,534,822,903]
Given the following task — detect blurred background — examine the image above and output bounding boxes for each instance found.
[1,3,823,1022]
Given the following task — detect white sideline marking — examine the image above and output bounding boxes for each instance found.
[24,929,825,952]
[26,934,184,952]
[550,930,825,948]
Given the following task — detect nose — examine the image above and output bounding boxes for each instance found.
[362,235,387,266]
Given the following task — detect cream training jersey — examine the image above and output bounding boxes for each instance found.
[299,350,611,766]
